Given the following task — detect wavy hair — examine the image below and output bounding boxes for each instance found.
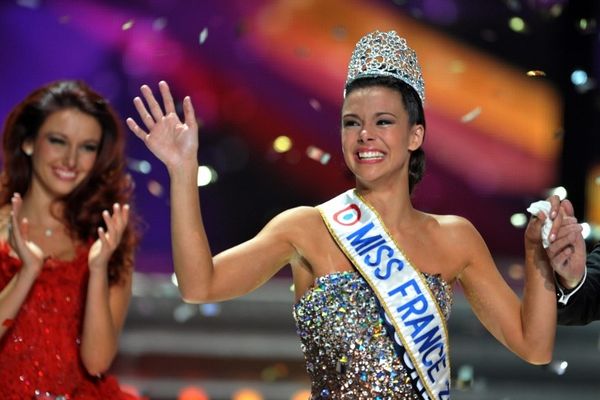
[0,80,139,284]
[344,76,426,194]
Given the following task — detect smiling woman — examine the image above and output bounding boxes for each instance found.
[128,30,558,399]
[0,80,142,399]
[24,108,102,200]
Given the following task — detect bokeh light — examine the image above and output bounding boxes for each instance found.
[231,388,263,400]
[273,136,293,153]
[178,386,210,400]
[198,165,218,187]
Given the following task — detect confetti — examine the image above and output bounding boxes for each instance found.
[306,145,331,165]
[576,18,597,34]
[309,98,321,111]
[153,17,168,31]
[122,19,135,31]
[460,106,482,123]
[199,27,208,44]
[526,70,546,77]
[16,0,40,9]
[147,180,164,197]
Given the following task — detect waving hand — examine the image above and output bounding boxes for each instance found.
[126,81,199,170]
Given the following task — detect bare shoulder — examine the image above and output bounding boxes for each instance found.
[424,213,486,266]
[427,213,479,238]
[266,206,322,231]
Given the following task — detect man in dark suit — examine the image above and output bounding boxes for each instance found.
[546,199,600,325]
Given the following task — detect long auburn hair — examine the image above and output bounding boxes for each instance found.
[0,80,140,284]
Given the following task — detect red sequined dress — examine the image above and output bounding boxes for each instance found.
[0,243,139,399]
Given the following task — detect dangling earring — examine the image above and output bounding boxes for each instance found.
[23,146,33,156]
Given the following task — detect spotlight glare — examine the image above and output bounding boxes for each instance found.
[509,16,526,32]
[581,222,591,239]
[197,165,217,187]
[510,213,528,228]
[571,69,588,86]
[548,186,568,200]
[273,136,293,153]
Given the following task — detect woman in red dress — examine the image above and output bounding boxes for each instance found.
[0,80,141,399]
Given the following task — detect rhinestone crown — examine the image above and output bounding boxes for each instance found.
[345,30,425,103]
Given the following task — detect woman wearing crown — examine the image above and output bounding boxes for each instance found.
[127,31,557,399]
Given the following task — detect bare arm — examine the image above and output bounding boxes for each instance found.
[457,215,555,364]
[80,204,132,375]
[127,82,299,303]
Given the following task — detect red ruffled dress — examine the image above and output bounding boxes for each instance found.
[0,243,139,399]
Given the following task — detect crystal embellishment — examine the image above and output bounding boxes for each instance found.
[345,30,425,104]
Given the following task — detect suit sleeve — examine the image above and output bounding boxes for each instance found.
[557,243,600,325]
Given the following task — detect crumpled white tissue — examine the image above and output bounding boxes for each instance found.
[526,200,552,248]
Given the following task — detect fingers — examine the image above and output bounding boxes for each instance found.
[560,199,575,217]
[547,224,583,258]
[159,81,176,115]
[99,203,130,247]
[547,194,560,219]
[9,194,24,246]
[182,96,198,129]
[126,117,148,141]
[550,246,573,269]
[132,96,155,131]
[549,208,563,243]
[140,85,165,122]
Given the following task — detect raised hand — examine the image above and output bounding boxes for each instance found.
[88,203,130,272]
[546,199,586,289]
[126,81,198,171]
[8,193,44,278]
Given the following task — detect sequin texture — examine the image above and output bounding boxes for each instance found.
[293,271,453,399]
[0,243,139,399]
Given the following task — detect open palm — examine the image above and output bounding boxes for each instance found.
[127,81,198,170]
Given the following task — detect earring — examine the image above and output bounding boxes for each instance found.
[23,147,33,156]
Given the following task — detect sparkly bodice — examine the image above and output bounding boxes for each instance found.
[0,243,138,400]
[293,271,453,400]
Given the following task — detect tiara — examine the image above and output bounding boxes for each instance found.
[345,30,425,103]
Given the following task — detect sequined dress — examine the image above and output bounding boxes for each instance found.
[0,243,138,400]
[294,271,453,400]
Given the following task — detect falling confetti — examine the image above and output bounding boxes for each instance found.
[147,180,164,197]
[306,145,331,165]
[122,19,135,31]
[199,27,208,44]
[16,0,40,9]
[526,70,546,77]
[460,106,482,123]
[309,98,321,111]
[153,17,168,31]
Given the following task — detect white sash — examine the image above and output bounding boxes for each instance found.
[317,189,451,400]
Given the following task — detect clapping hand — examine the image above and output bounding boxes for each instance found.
[88,203,129,272]
[7,193,44,278]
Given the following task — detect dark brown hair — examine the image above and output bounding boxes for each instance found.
[0,80,140,284]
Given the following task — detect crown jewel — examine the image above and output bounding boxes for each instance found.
[345,30,425,103]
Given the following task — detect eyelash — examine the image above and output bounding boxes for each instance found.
[48,137,98,152]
